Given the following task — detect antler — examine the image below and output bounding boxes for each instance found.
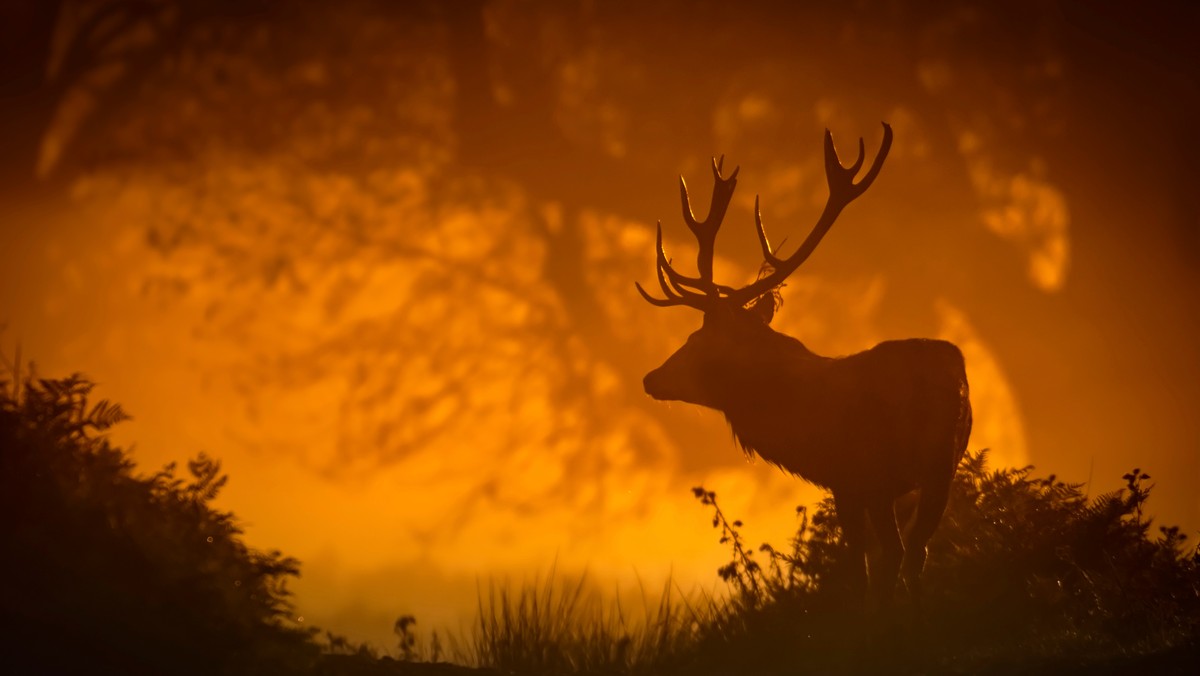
[635,156,740,309]
[727,122,892,307]
[636,123,891,311]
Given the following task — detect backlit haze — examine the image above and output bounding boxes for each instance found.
[2,0,1197,647]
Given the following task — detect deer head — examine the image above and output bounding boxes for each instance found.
[638,123,893,408]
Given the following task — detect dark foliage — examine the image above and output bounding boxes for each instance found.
[683,450,1200,675]
[3,368,1197,675]
[924,455,1200,660]
[0,372,318,675]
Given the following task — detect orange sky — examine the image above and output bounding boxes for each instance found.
[2,0,1197,648]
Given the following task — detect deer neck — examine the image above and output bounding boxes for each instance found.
[715,336,832,474]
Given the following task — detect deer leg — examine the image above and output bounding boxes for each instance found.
[866,499,903,610]
[833,491,868,604]
[902,479,951,610]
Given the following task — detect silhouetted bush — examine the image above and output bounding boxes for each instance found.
[924,454,1200,655]
[0,373,318,675]
[684,449,1200,674]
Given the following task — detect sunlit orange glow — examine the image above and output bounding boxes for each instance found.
[2,0,1198,649]
[1,157,1030,646]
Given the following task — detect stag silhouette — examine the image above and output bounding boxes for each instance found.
[637,123,972,607]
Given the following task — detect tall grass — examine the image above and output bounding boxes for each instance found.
[470,568,710,674]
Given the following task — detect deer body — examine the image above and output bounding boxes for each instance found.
[650,334,970,498]
[636,123,972,607]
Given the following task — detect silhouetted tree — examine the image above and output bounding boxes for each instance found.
[0,0,274,198]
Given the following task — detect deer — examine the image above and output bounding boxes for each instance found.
[636,123,972,609]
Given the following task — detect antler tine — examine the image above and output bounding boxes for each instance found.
[634,222,712,309]
[681,156,740,228]
[753,194,783,266]
[634,243,689,308]
[651,218,714,293]
[655,224,702,299]
[731,122,893,307]
[679,156,739,291]
[844,137,866,177]
[714,154,740,182]
[853,125,891,192]
[635,281,678,307]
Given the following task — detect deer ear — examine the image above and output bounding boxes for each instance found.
[747,295,775,325]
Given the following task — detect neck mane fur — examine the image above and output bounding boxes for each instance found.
[716,335,831,475]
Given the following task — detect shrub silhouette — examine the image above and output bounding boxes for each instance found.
[0,373,317,675]
[686,450,1200,674]
[923,455,1200,652]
